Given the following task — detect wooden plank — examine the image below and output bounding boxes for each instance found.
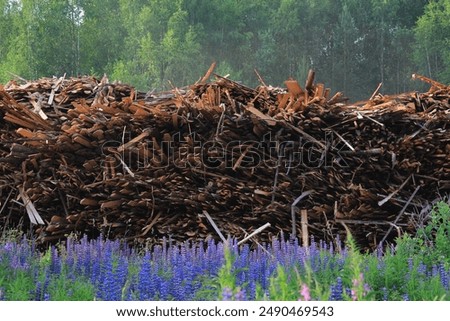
[301,209,309,248]
[305,69,315,92]
[277,93,290,109]
[19,187,45,225]
[117,131,149,153]
[246,105,277,126]
[314,83,324,98]
[284,80,303,97]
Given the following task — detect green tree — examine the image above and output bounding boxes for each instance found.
[414,0,450,82]
[79,0,126,76]
[0,0,33,81]
[22,0,83,77]
[112,0,204,90]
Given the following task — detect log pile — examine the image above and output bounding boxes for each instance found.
[0,70,449,249]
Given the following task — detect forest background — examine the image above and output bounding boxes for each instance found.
[0,0,449,100]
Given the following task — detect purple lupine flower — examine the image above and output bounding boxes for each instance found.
[417,262,427,275]
[77,235,92,277]
[10,255,30,271]
[248,258,262,291]
[234,288,246,301]
[138,253,154,300]
[407,258,413,272]
[116,256,129,297]
[329,277,343,301]
[375,245,384,259]
[382,287,388,301]
[171,261,185,300]
[438,263,449,290]
[248,280,257,300]
[432,265,439,278]
[65,237,75,271]
[159,279,169,300]
[402,294,410,301]
[49,246,61,274]
[221,287,233,300]
[345,287,352,298]
[309,240,320,272]
[96,242,115,300]
[34,281,43,301]
[19,237,31,265]
[90,256,101,286]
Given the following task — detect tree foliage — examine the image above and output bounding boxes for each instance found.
[0,0,448,99]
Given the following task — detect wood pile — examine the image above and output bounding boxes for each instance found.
[0,70,449,249]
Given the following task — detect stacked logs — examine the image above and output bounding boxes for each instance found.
[0,71,449,249]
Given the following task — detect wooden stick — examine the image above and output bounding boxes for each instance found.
[291,190,313,237]
[328,128,355,152]
[379,185,421,245]
[412,73,447,89]
[0,188,13,216]
[6,71,27,83]
[271,157,280,204]
[232,142,255,171]
[357,112,385,127]
[246,105,277,126]
[335,219,409,226]
[238,227,273,257]
[254,68,267,87]
[305,69,315,92]
[237,222,271,245]
[48,74,66,105]
[327,91,344,104]
[140,212,161,237]
[282,121,326,149]
[339,148,383,155]
[202,210,227,243]
[114,154,135,177]
[301,209,309,248]
[117,131,149,153]
[198,62,216,84]
[369,82,383,100]
[19,187,44,225]
[378,174,412,206]
[215,103,226,138]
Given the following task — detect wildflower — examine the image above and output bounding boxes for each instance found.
[159,279,169,300]
[402,294,410,301]
[234,288,246,301]
[34,282,42,301]
[432,265,439,278]
[351,273,370,300]
[329,277,343,301]
[407,258,413,272]
[299,284,311,301]
[138,253,154,300]
[438,263,449,290]
[221,287,233,300]
[417,262,427,275]
[49,246,61,274]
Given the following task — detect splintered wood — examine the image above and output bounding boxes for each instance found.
[0,72,449,249]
